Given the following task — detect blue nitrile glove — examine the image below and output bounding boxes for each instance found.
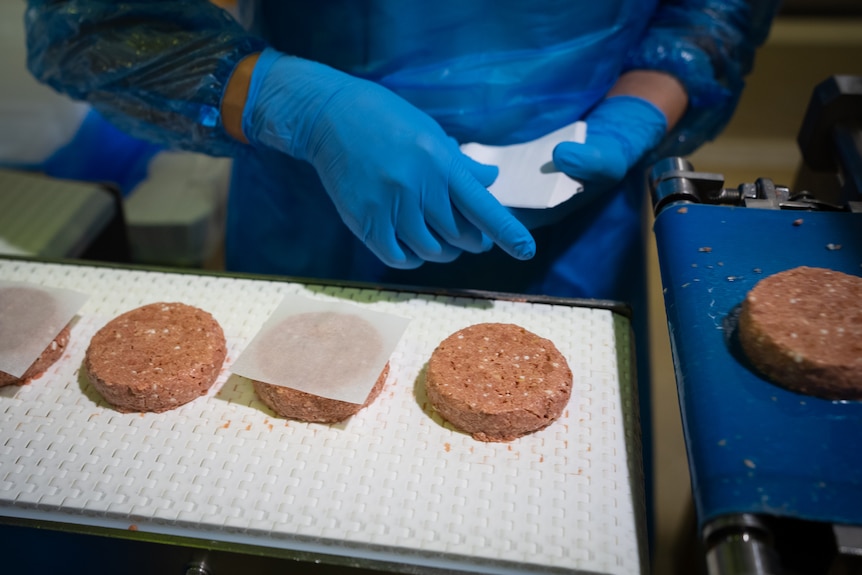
[509,96,666,230]
[242,49,535,269]
[552,95,667,192]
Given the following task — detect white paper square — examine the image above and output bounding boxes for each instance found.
[460,121,587,209]
[230,294,411,404]
[0,280,89,377]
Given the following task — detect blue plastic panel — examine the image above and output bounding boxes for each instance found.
[653,204,862,528]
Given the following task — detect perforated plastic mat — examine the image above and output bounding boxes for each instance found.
[0,259,644,575]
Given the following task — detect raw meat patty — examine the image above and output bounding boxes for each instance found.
[248,310,391,423]
[426,323,573,442]
[738,266,862,399]
[253,363,389,423]
[85,302,227,412]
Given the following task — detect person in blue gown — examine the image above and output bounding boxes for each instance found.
[24,0,781,549]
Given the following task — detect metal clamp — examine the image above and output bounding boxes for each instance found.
[648,157,858,216]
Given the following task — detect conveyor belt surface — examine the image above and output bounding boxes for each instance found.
[0,258,645,575]
[654,204,862,529]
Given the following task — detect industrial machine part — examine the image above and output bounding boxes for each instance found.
[653,75,862,217]
[650,160,862,575]
[650,155,861,215]
[796,75,862,202]
[649,76,862,575]
[703,515,782,575]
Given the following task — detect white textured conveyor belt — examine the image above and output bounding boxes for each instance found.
[0,259,645,575]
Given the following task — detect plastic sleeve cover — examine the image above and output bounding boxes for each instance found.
[25,0,268,157]
[624,0,783,160]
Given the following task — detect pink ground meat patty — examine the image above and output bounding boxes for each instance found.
[0,324,71,387]
[253,362,390,423]
[84,302,227,412]
[426,323,573,442]
[738,266,862,399]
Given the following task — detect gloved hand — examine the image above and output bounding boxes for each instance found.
[552,95,667,192]
[241,48,535,269]
[508,96,666,231]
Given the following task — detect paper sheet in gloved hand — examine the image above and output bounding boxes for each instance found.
[460,121,587,209]
[0,280,89,378]
[231,294,411,404]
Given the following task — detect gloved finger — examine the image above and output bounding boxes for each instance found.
[449,208,495,253]
[552,138,627,187]
[447,160,535,261]
[368,243,425,269]
[395,202,465,263]
[424,196,493,254]
[416,150,492,253]
[456,153,498,252]
[444,135,499,187]
[400,230,463,263]
[360,220,425,269]
[423,228,465,263]
[395,236,462,265]
[460,154,499,188]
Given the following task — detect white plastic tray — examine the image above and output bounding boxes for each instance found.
[0,259,645,575]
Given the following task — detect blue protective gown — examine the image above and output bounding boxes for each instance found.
[25,0,778,301]
[24,0,780,546]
